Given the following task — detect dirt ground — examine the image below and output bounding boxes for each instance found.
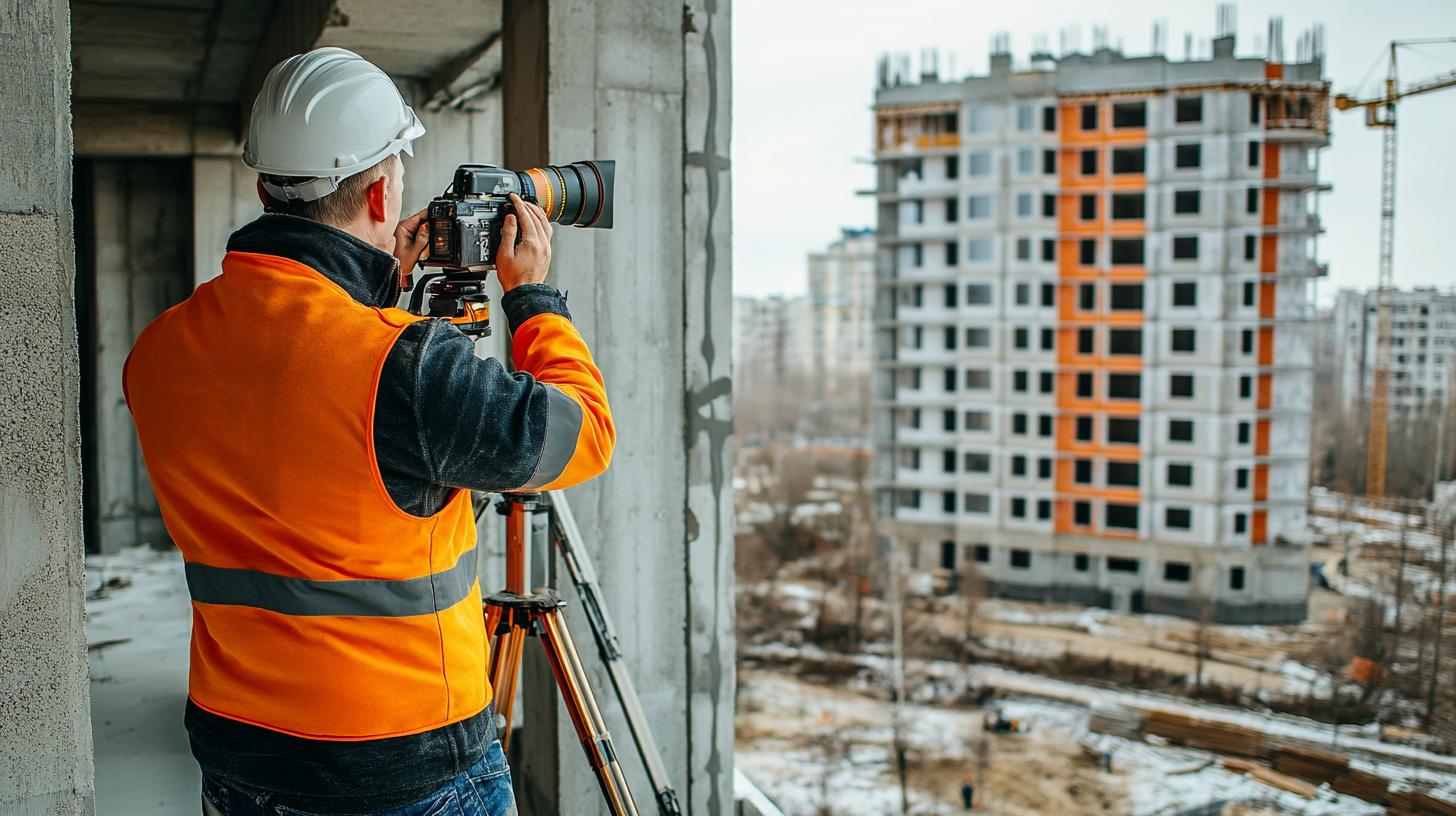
[913,581,1353,698]
[919,735,1128,816]
[737,668,1130,815]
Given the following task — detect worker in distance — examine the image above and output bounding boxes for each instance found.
[125,47,614,816]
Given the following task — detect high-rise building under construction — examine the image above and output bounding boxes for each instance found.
[870,22,1328,623]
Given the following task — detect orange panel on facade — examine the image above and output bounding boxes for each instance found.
[1263,142,1281,179]
[1253,464,1270,501]
[1257,327,1275,365]
[1255,419,1271,454]
[1259,280,1277,318]
[1259,235,1278,274]
[1257,374,1273,410]
[1252,510,1268,545]
[1261,189,1281,227]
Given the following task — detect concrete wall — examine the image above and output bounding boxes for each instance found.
[192,156,261,286]
[0,0,96,813]
[503,1,734,813]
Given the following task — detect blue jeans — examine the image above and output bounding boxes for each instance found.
[200,740,517,816]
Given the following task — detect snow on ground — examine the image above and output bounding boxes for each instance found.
[87,546,197,816]
[737,671,968,815]
[737,665,1389,816]
[748,642,1456,781]
[978,599,1112,634]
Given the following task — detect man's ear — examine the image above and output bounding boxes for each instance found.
[256,178,272,208]
[367,176,388,223]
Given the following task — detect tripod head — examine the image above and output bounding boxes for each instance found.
[405,271,491,338]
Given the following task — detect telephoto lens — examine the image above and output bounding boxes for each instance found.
[521,161,615,229]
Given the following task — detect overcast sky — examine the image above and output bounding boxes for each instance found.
[730,0,1456,302]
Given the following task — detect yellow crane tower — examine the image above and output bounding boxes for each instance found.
[1334,39,1456,499]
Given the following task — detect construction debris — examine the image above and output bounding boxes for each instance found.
[1275,746,1390,805]
[1088,703,1143,739]
[1250,765,1320,799]
[1388,789,1456,816]
[1092,708,1456,814]
[1141,710,1271,759]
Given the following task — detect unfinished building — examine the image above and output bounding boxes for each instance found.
[2,1,733,813]
[871,20,1328,624]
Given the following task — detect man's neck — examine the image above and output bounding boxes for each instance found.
[227,214,401,308]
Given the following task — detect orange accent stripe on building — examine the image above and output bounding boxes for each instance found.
[1259,280,1277,319]
[1257,327,1275,366]
[1052,99,1145,538]
[1252,85,1279,547]
[1259,235,1279,275]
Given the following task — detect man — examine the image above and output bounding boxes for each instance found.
[960,772,975,811]
[125,47,614,816]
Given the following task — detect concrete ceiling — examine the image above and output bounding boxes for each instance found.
[71,0,274,103]
[69,0,502,153]
[317,1,502,81]
[71,0,501,103]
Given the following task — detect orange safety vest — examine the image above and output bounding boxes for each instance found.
[125,251,487,740]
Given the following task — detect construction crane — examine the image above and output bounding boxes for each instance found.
[1334,39,1456,499]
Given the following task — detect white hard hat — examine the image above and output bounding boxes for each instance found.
[243,47,426,202]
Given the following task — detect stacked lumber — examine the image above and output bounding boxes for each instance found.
[1273,745,1347,778]
[1387,789,1456,816]
[1088,704,1143,739]
[1249,766,1318,799]
[1218,757,1318,799]
[1142,710,1270,759]
[1273,746,1389,805]
[1329,767,1389,804]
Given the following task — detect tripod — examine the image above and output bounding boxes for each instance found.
[480,492,682,816]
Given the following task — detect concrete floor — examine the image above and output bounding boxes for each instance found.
[87,547,197,816]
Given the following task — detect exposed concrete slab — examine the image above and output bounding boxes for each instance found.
[0,0,94,813]
[316,0,503,80]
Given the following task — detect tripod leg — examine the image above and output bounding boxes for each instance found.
[537,610,641,816]
[486,609,529,752]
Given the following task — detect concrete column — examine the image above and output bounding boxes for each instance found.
[501,0,733,813]
[0,1,96,814]
[87,160,194,553]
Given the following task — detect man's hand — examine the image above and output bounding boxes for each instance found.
[394,207,430,277]
[496,193,554,292]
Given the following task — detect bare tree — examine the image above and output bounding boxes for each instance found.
[1428,519,1451,727]
[1189,587,1214,695]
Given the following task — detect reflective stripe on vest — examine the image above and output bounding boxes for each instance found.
[185,547,478,617]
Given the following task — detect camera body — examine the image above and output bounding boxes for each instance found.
[426,165,531,271]
[424,160,615,271]
[412,160,614,337]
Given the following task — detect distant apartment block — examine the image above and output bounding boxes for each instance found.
[870,25,1328,623]
[734,294,812,437]
[807,228,876,402]
[1331,287,1456,412]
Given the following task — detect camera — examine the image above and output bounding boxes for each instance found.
[409,161,615,337]
[424,161,616,271]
